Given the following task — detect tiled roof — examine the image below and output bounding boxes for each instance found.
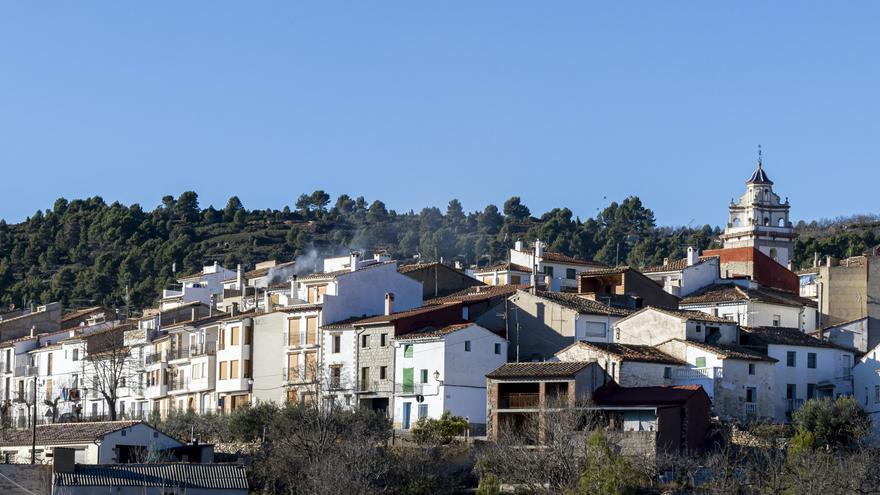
[0,420,145,446]
[60,306,105,323]
[245,260,295,279]
[395,323,477,341]
[680,284,817,308]
[321,314,382,330]
[55,464,248,490]
[540,251,607,267]
[472,262,533,274]
[426,284,525,305]
[486,361,594,379]
[350,303,458,326]
[642,257,713,274]
[297,261,394,281]
[741,326,848,350]
[161,312,229,331]
[676,339,777,362]
[593,383,705,406]
[561,341,685,365]
[577,266,631,276]
[398,262,475,277]
[531,291,632,317]
[747,162,773,185]
[818,316,868,331]
[645,306,737,324]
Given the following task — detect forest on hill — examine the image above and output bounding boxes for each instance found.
[0,191,877,312]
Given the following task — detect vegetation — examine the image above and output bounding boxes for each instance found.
[411,411,470,445]
[0,191,877,312]
[791,396,871,451]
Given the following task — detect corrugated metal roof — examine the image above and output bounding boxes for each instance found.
[54,463,249,489]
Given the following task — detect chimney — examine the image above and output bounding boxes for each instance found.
[813,252,819,268]
[384,293,395,316]
[514,240,523,251]
[663,257,670,267]
[263,290,271,313]
[30,326,36,338]
[236,264,244,290]
[191,307,198,322]
[826,255,832,267]
[290,276,297,299]
[209,294,216,317]
[787,260,793,271]
[534,240,544,259]
[350,251,361,272]
[454,261,463,270]
[686,247,699,267]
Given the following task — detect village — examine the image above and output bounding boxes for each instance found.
[0,159,876,493]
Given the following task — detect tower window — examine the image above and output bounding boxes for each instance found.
[763,217,770,226]
[778,218,785,227]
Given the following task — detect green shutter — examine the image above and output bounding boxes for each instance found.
[695,356,706,368]
[403,368,414,393]
[420,369,428,383]
[404,344,413,358]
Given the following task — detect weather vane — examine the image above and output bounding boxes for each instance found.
[757,144,762,165]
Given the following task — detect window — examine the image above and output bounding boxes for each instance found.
[418,404,428,419]
[230,360,239,379]
[663,367,672,379]
[243,360,251,379]
[787,351,796,367]
[695,356,707,368]
[218,328,226,350]
[566,268,576,280]
[786,384,796,400]
[807,383,816,399]
[305,317,317,345]
[807,353,816,369]
[72,349,79,361]
[380,334,387,347]
[402,368,414,393]
[465,340,471,352]
[361,334,369,348]
[230,326,240,346]
[544,266,554,277]
[748,363,756,375]
[404,344,413,358]
[494,343,501,355]
[746,387,756,403]
[695,325,702,333]
[610,362,617,379]
[418,369,428,384]
[772,315,781,327]
[244,326,253,345]
[287,319,300,346]
[510,275,521,285]
[219,361,228,380]
[330,367,341,388]
[333,335,341,354]
[875,385,880,404]
[380,366,387,380]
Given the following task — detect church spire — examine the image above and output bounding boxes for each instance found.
[747,144,773,185]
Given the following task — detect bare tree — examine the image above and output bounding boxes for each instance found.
[81,328,135,421]
[43,396,60,423]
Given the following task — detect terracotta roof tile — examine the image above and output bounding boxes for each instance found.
[642,257,714,273]
[425,284,525,305]
[472,262,533,274]
[0,420,146,446]
[740,326,850,350]
[531,291,632,317]
[645,306,737,324]
[680,284,817,308]
[395,323,478,341]
[676,339,777,362]
[349,303,459,326]
[486,361,595,379]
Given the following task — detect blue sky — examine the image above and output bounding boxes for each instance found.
[1,2,878,226]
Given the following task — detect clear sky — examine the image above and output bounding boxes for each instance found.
[1,2,878,226]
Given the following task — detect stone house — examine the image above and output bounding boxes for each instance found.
[398,262,484,299]
[613,307,738,347]
[641,247,720,297]
[680,282,819,332]
[576,267,681,310]
[554,341,684,387]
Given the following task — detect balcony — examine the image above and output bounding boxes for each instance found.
[144,351,171,366]
[786,398,805,414]
[394,382,425,396]
[14,365,37,377]
[169,378,191,393]
[169,346,190,362]
[744,402,758,419]
[675,367,723,380]
[499,393,540,409]
[145,384,168,399]
[190,342,217,357]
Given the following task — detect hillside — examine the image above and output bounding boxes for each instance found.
[0,191,875,312]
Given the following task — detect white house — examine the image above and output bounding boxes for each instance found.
[161,262,236,311]
[506,240,607,292]
[392,323,506,434]
[641,247,720,297]
[853,342,880,443]
[740,326,855,422]
[613,307,739,347]
[680,283,819,333]
[0,420,181,464]
[554,341,683,388]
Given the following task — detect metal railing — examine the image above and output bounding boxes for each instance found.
[394,383,425,396]
[170,346,191,361]
[786,398,804,414]
[675,367,723,380]
[190,342,217,357]
[499,393,540,409]
[744,402,758,418]
[169,378,191,392]
[14,365,37,377]
[144,350,171,365]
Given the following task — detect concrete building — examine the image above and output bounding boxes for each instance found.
[506,290,631,361]
[740,326,855,421]
[506,240,608,292]
[161,262,236,311]
[641,247,720,297]
[554,341,684,388]
[471,261,533,287]
[0,302,62,341]
[163,315,224,415]
[215,313,254,414]
[576,267,681,310]
[702,246,800,293]
[813,317,870,353]
[679,282,819,332]
[718,157,796,268]
[810,250,880,347]
[613,307,739,347]
[0,421,181,464]
[398,262,484,299]
[655,339,776,422]
[853,341,880,444]
[392,323,506,433]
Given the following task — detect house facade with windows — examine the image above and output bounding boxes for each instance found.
[506,290,631,361]
[508,240,607,292]
[641,247,720,297]
[740,326,855,421]
[680,283,819,332]
[216,313,255,414]
[554,341,684,388]
[613,307,739,347]
[392,323,506,433]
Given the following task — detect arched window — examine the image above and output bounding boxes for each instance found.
[763,217,770,226]
[763,189,769,200]
[733,217,740,227]
[777,218,785,227]
[769,248,778,261]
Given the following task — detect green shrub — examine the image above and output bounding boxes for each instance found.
[411,411,469,445]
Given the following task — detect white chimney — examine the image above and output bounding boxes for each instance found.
[514,240,523,251]
[663,257,670,266]
[237,264,243,290]
[686,247,699,267]
[30,326,36,338]
[191,307,198,321]
[384,292,395,316]
[350,251,361,272]
[534,240,544,259]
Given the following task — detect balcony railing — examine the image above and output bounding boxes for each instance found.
[394,383,425,396]
[498,392,540,409]
[169,378,190,392]
[144,351,171,366]
[14,365,37,377]
[744,402,758,418]
[786,398,805,414]
[170,346,190,361]
[190,342,217,357]
[675,367,723,380]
